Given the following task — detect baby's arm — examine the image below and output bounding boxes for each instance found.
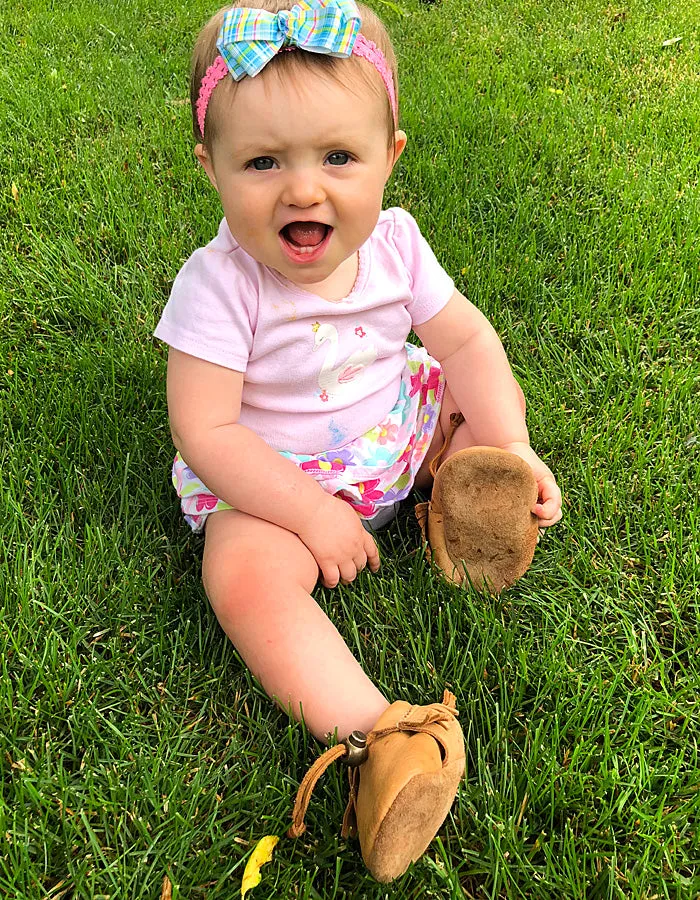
[166,348,379,586]
[413,290,562,526]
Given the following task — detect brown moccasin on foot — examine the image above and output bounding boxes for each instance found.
[288,691,465,883]
[415,416,539,592]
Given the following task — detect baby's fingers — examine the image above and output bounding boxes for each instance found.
[364,532,381,573]
[534,500,562,527]
[534,476,562,527]
[319,562,341,589]
[338,559,361,585]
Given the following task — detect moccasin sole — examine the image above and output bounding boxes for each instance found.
[362,755,465,881]
[418,447,538,592]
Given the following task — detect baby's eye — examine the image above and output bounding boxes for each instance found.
[248,157,276,171]
[326,151,351,167]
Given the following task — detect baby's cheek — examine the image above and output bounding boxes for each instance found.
[232,197,262,226]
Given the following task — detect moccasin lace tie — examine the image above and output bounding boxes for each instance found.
[428,413,465,479]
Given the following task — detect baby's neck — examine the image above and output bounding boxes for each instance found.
[287,252,359,302]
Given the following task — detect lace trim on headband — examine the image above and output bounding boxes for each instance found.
[352,34,397,124]
[197,55,228,137]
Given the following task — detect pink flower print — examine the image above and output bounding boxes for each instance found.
[357,478,384,500]
[320,389,329,402]
[398,434,415,466]
[355,326,366,338]
[195,493,219,512]
[355,479,385,514]
[359,479,384,502]
[336,492,376,517]
[300,458,346,476]
[414,435,430,463]
[377,422,398,445]
[421,366,441,404]
[336,479,385,517]
[336,490,361,510]
[409,364,425,398]
[409,363,441,404]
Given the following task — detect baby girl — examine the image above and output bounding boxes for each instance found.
[155,0,562,881]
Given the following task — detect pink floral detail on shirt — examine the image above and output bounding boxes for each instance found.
[320,390,329,402]
[355,326,366,338]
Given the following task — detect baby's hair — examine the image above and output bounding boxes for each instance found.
[190,0,399,153]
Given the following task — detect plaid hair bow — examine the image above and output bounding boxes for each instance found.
[217,0,362,80]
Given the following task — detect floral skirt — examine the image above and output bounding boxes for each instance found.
[172,342,445,532]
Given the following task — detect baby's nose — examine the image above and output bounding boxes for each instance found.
[282,170,325,208]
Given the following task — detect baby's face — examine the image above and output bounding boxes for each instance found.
[197,66,405,293]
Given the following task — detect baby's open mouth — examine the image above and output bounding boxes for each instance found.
[280,222,331,252]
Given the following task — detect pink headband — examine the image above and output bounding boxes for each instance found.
[196,35,397,138]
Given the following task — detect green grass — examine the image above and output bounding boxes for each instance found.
[2,0,699,896]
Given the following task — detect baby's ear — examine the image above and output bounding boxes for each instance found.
[388,130,407,174]
[194,143,218,190]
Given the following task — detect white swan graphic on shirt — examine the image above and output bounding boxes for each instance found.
[312,322,377,396]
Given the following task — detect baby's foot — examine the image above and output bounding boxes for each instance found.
[288,691,464,882]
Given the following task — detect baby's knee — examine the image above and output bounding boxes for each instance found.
[203,550,262,614]
[204,549,271,614]
[203,536,318,615]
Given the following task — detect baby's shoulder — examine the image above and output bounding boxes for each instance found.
[372,206,425,254]
[372,207,437,275]
[173,219,260,305]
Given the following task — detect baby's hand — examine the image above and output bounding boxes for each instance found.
[297,494,380,589]
[502,442,563,528]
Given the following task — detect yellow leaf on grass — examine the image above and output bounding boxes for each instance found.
[241,835,279,898]
[11,183,19,203]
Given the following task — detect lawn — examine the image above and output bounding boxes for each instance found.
[1,0,699,897]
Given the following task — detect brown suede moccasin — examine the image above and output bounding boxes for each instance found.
[288,691,465,883]
[415,417,539,593]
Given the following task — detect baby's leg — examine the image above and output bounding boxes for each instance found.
[202,508,389,742]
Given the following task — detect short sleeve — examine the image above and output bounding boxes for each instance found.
[154,244,258,372]
[388,207,455,326]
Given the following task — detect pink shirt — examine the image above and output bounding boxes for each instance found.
[155,207,454,454]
